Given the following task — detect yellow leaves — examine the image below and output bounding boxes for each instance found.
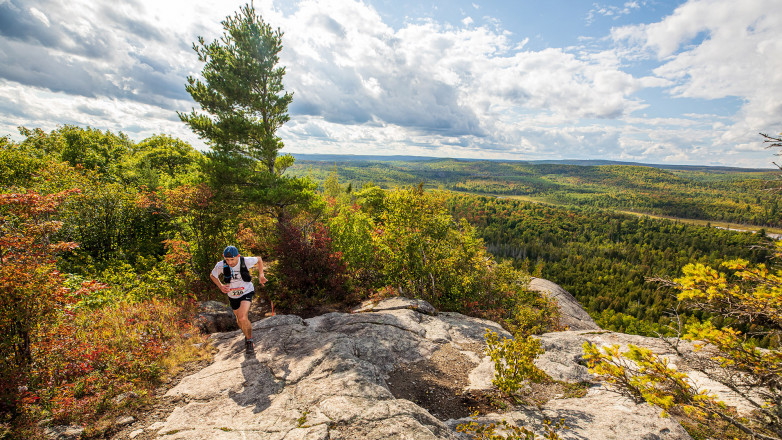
[456,412,565,440]
[583,341,725,419]
[675,263,728,302]
[673,257,782,332]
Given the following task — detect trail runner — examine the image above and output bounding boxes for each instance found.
[210,246,267,354]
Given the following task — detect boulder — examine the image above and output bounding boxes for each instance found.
[115,415,135,427]
[150,297,701,440]
[528,277,601,331]
[352,296,437,315]
[194,300,238,334]
[44,425,84,440]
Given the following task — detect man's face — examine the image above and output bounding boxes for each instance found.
[224,255,240,266]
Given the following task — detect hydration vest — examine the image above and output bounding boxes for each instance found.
[223,257,252,283]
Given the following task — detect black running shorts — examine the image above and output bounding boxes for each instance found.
[229,291,254,310]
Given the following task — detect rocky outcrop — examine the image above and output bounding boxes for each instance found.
[528,277,600,331]
[533,330,757,415]
[130,291,707,440]
[194,301,238,334]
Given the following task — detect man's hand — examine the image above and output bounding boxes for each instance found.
[219,284,231,294]
[256,259,267,286]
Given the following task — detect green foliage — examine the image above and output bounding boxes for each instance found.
[485,330,549,395]
[78,258,193,309]
[125,134,204,189]
[324,186,558,331]
[58,180,167,270]
[323,164,343,200]
[0,138,41,188]
[179,3,292,174]
[327,203,381,288]
[289,158,780,227]
[245,171,321,218]
[154,183,233,281]
[372,186,462,303]
[18,125,133,182]
[291,159,775,339]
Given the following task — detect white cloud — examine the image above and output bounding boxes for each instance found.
[0,0,779,167]
[586,1,643,24]
[612,0,782,162]
[28,7,49,26]
[270,0,649,162]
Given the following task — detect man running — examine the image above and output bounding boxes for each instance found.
[210,246,267,354]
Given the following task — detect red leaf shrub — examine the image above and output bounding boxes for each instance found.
[27,298,201,425]
[0,190,79,420]
[272,218,351,312]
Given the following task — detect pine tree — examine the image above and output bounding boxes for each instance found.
[179,3,315,219]
[179,3,293,175]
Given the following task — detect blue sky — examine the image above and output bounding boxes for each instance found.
[0,0,780,167]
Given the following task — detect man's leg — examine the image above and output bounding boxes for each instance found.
[233,299,253,341]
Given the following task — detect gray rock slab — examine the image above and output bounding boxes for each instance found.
[528,278,601,331]
[155,299,464,440]
[151,297,747,440]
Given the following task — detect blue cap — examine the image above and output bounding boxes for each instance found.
[223,246,239,257]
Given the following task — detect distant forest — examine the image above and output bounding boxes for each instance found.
[289,157,780,228]
[293,157,777,344]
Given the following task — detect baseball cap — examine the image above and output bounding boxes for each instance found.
[223,246,239,257]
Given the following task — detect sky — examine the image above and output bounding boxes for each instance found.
[1,0,781,168]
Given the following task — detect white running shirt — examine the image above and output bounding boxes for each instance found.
[210,256,259,298]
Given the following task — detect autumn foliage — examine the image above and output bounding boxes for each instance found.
[0,189,207,438]
[0,190,80,419]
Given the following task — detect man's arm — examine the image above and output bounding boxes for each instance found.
[256,257,267,286]
[210,273,231,294]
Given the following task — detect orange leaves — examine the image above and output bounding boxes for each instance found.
[162,239,192,268]
[0,189,80,216]
[160,183,216,214]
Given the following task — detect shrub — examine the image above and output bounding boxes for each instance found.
[272,217,351,312]
[327,203,382,292]
[327,186,560,332]
[485,330,550,396]
[457,412,566,439]
[0,190,79,422]
[25,298,208,427]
